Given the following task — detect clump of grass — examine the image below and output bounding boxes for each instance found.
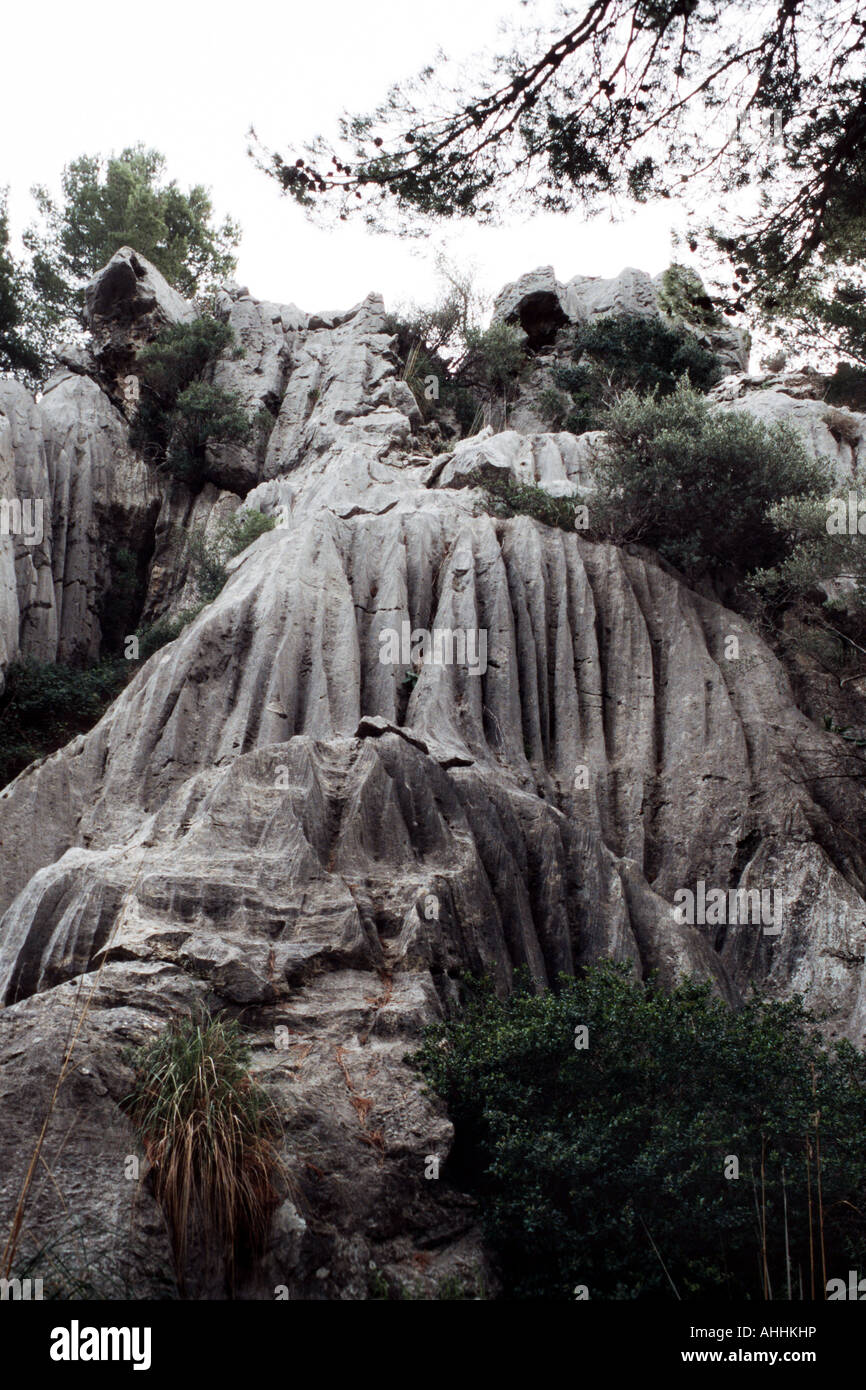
[822,404,862,447]
[122,1011,284,1294]
[470,468,578,532]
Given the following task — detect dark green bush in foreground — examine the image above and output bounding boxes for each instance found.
[415,964,866,1300]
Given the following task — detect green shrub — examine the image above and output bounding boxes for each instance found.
[588,381,829,579]
[130,316,251,485]
[537,386,573,432]
[0,657,127,786]
[166,381,251,483]
[135,606,203,662]
[825,362,866,413]
[252,405,277,456]
[657,263,723,329]
[471,469,578,533]
[134,315,233,399]
[415,963,866,1300]
[746,494,866,607]
[440,381,484,436]
[384,260,525,439]
[462,321,526,393]
[188,509,277,603]
[746,493,866,672]
[550,313,723,434]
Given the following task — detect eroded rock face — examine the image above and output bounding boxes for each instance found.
[494,263,750,374]
[710,372,866,484]
[492,266,569,348]
[84,246,195,369]
[2,254,866,1299]
[0,372,162,680]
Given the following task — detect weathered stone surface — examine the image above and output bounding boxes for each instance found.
[2,252,866,1300]
[431,425,602,497]
[84,246,195,366]
[492,266,569,347]
[206,286,299,493]
[565,266,661,321]
[0,371,163,679]
[710,374,866,483]
[0,405,20,691]
[495,263,749,374]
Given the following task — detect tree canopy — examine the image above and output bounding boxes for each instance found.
[255,0,866,361]
[0,190,42,379]
[23,145,240,363]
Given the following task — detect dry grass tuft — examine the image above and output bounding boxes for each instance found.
[123,1010,284,1294]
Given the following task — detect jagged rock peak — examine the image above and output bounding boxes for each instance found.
[492,263,749,372]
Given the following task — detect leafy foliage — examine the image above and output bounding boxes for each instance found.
[187,509,277,603]
[415,964,866,1300]
[385,259,527,436]
[135,608,203,663]
[98,545,148,657]
[0,658,128,787]
[656,264,724,330]
[23,145,239,358]
[747,494,866,608]
[548,313,722,434]
[129,316,250,484]
[384,253,485,362]
[256,1,866,367]
[166,382,252,483]
[0,190,42,379]
[745,491,866,675]
[588,381,828,579]
[825,361,866,412]
[472,470,577,533]
[460,321,527,394]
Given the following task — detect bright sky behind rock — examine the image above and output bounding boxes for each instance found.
[2,0,692,315]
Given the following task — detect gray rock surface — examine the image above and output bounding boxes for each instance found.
[2,254,866,1299]
[494,263,749,373]
[84,246,195,363]
[710,371,866,483]
[0,371,162,681]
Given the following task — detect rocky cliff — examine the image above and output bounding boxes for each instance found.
[1,253,866,1299]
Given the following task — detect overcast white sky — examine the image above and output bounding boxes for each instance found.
[1,0,693,316]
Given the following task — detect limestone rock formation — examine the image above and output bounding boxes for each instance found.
[710,369,866,483]
[1,255,866,1299]
[493,263,750,373]
[84,246,195,380]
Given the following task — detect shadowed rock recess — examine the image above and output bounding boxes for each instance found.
[2,251,866,1299]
